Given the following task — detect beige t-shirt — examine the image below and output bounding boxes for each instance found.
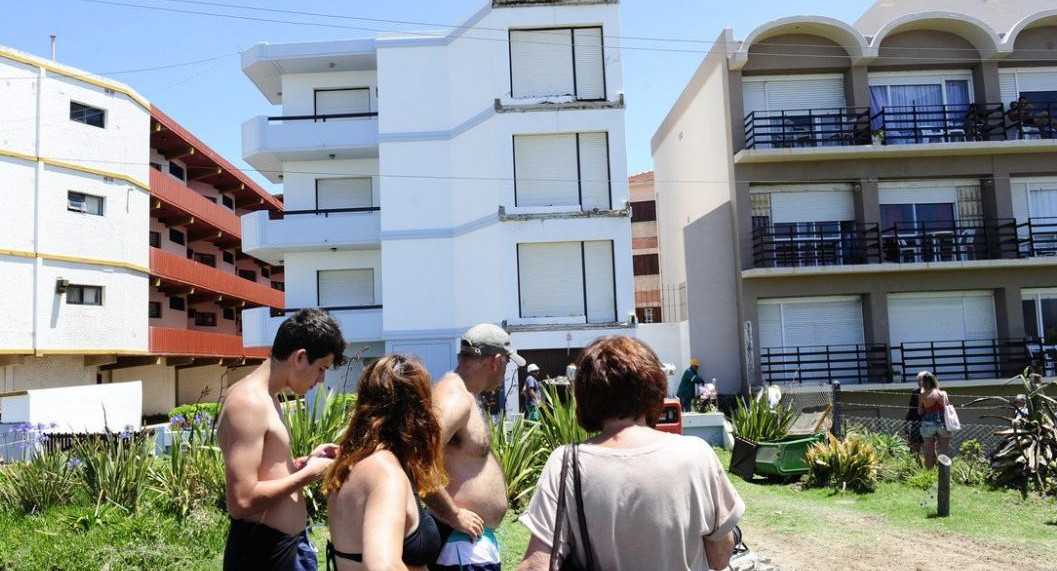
[519,433,744,571]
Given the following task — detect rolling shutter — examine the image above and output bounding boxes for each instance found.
[514,134,579,207]
[510,29,574,98]
[757,298,863,348]
[742,82,767,115]
[577,133,610,209]
[572,28,604,99]
[742,75,845,111]
[1015,69,1057,94]
[999,71,1018,105]
[519,242,584,318]
[770,190,854,224]
[1030,186,1057,218]
[757,303,782,348]
[583,241,615,322]
[315,88,370,116]
[316,178,373,209]
[888,293,996,345]
[318,269,374,307]
[878,186,957,205]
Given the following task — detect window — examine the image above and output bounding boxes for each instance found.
[223,308,235,320]
[509,27,604,100]
[148,301,162,318]
[317,269,374,307]
[169,228,185,245]
[70,102,105,128]
[518,241,615,322]
[316,178,373,210]
[880,203,955,231]
[630,201,656,222]
[149,231,160,248]
[261,267,270,278]
[193,253,216,267]
[169,297,185,311]
[1023,291,1057,343]
[314,87,371,118]
[168,162,185,181]
[632,254,659,276]
[67,191,104,215]
[222,251,234,265]
[194,312,217,327]
[637,307,658,324]
[238,269,257,282]
[186,248,194,260]
[221,195,234,210]
[67,285,103,305]
[513,132,609,209]
[272,281,285,292]
[150,162,162,171]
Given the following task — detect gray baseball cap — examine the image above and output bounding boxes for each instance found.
[459,323,526,367]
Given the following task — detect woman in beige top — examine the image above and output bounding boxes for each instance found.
[517,336,745,571]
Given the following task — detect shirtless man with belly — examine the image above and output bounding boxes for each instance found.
[218,309,346,571]
[426,323,525,571]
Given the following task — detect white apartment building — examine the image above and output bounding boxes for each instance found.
[240,0,632,412]
[0,45,150,393]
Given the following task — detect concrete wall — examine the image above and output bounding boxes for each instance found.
[0,355,95,393]
[636,321,690,396]
[743,34,850,74]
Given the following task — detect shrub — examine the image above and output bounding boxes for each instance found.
[805,434,880,493]
[0,450,78,514]
[283,388,358,520]
[149,421,225,519]
[952,439,989,487]
[70,432,155,513]
[536,383,593,451]
[488,415,546,510]
[167,402,220,429]
[730,396,798,443]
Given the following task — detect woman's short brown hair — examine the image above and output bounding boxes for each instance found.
[573,336,667,432]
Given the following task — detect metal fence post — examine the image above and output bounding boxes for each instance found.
[831,380,842,439]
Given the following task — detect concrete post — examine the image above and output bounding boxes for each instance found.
[937,454,952,517]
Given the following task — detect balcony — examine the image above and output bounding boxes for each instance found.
[890,338,1029,383]
[744,107,871,150]
[241,305,382,348]
[881,219,1019,263]
[150,169,242,240]
[760,343,890,384]
[752,223,881,268]
[1005,100,1056,141]
[1019,217,1057,258]
[241,208,381,266]
[150,247,284,308]
[242,113,379,183]
[870,103,1006,145]
[150,326,270,359]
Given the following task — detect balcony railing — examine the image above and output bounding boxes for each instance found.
[1018,217,1057,257]
[270,304,382,318]
[150,326,270,359]
[267,111,378,122]
[752,223,881,268]
[150,247,284,308]
[881,218,1018,263]
[760,343,890,384]
[1008,100,1057,140]
[270,206,381,219]
[744,107,871,150]
[890,338,1029,382]
[870,102,1007,145]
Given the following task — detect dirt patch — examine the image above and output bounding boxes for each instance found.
[743,508,1047,571]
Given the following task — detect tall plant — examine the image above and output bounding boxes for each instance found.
[730,396,798,443]
[149,414,226,519]
[488,415,546,510]
[70,431,155,513]
[536,383,593,451]
[282,388,358,520]
[805,434,880,493]
[0,449,78,514]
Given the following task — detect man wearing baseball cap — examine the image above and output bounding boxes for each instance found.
[677,357,704,412]
[425,323,524,571]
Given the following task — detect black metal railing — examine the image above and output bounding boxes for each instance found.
[752,223,881,268]
[1008,100,1057,140]
[890,338,1029,382]
[1018,217,1057,257]
[744,107,871,150]
[760,343,890,384]
[270,305,382,318]
[1026,338,1057,377]
[267,111,378,122]
[269,206,380,220]
[881,218,1018,263]
[870,102,1006,145]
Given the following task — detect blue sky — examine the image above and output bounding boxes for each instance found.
[6,0,873,191]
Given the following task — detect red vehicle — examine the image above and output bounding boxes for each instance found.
[656,398,683,434]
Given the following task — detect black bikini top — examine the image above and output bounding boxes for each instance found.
[327,496,442,569]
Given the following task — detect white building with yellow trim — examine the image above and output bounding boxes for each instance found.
[0,45,151,392]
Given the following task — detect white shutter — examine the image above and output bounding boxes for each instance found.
[316,178,373,209]
[315,88,370,115]
[318,269,374,307]
[999,71,1018,105]
[519,242,584,318]
[770,190,854,223]
[765,76,845,111]
[780,299,863,347]
[742,81,767,115]
[1029,186,1057,218]
[963,295,997,340]
[1012,182,1030,224]
[888,293,995,345]
[514,134,579,207]
[878,187,957,205]
[572,28,604,100]
[1014,69,1057,93]
[510,29,574,98]
[583,241,615,322]
[577,133,610,209]
[757,303,783,348]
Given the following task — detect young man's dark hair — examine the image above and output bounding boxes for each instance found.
[270,308,347,368]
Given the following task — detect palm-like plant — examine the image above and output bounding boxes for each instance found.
[805,434,880,493]
[730,396,798,443]
[488,415,546,510]
[535,383,593,450]
[283,388,358,520]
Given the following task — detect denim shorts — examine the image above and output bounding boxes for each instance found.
[920,420,950,438]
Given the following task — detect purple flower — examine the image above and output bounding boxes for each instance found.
[170,414,186,426]
[48,422,58,429]
[193,412,213,426]
[66,457,83,470]
[119,430,133,440]
[37,434,50,443]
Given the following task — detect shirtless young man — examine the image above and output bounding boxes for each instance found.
[426,323,525,571]
[218,308,346,571]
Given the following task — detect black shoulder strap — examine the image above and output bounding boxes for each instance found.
[549,445,573,571]
[572,444,597,571]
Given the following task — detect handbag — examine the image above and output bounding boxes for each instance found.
[548,444,597,571]
[943,393,962,432]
